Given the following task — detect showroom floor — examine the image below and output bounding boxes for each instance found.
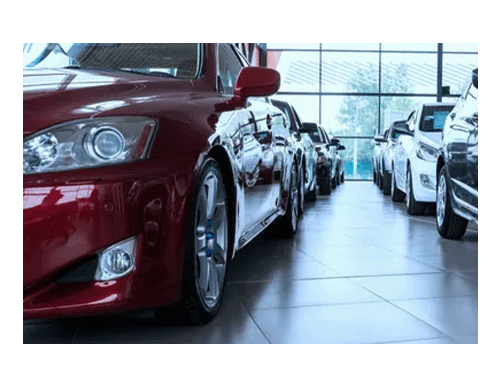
[23,181,478,344]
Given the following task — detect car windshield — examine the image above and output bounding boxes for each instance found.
[300,124,325,144]
[420,105,455,132]
[23,43,202,79]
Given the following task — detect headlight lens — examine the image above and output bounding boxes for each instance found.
[23,117,157,175]
[416,142,439,161]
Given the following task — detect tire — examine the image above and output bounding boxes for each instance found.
[305,179,318,202]
[298,164,305,216]
[382,169,391,196]
[156,158,230,325]
[332,171,337,190]
[373,169,378,184]
[277,161,300,237]
[406,166,426,215]
[318,170,332,195]
[341,173,345,183]
[436,165,468,239]
[377,170,384,190]
[391,165,405,202]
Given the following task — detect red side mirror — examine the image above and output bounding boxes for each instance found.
[235,67,280,99]
[214,67,281,113]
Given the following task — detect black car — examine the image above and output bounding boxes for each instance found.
[436,68,478,239]
[271,99,319,210]
[300,123,336,194]
[330,137,346,186]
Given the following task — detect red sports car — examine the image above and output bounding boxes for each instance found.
[23,43,300,324]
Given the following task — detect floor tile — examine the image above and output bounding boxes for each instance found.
[249,302,446,344]
[392,296,478,338]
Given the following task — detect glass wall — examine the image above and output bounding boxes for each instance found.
[265,43,478,180]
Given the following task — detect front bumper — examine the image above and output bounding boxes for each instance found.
[23,159,195,319]
[409,155,437,202]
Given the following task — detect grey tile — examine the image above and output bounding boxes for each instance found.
[23,319,79,344]
[352,272,478,301]
[230,277,381,310]
[386,337,458,344]
[392,296,478,338]
[249,302,445,344]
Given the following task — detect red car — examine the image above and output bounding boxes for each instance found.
[23,43,300,324]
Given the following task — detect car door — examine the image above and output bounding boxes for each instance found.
[446,82,478,209]
[217,44,280,233]
[394,110,416,190]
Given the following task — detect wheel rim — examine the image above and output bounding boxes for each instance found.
[194,170,227,310]
[437,173,447,227]
[406,169,411,208]
[291,163,298,230]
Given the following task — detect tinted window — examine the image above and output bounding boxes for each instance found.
[421,105,455,132]
[300,123,325,143]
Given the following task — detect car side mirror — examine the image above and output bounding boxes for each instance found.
[374,135,387,143]
[215,67,281,113]
[330,138,340,146]
[472,68,478,89]
[338,145,346,151]
[393,124,413,137]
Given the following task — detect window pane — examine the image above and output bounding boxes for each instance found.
[274,95,320,123]
[381,52,437,94]
[335,138,375,180]
[443,53,478,94]
[381,43,437,51]
[321,52,380,93]
[321,96,379,137]
[322,43,379,50]
[443,43,478,52]
[267,43,320,50]
[268,50,320,93]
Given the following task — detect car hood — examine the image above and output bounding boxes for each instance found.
[23,68,195,136]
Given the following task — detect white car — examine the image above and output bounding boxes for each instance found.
[392,102,456,214]
[378,120,407,195]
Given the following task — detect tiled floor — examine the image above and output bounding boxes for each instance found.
[23,181,478,344]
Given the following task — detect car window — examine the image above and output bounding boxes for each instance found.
[300,123,325,143]
[23,43,203,79]
[218,44,244,95]
[420,105,455,132]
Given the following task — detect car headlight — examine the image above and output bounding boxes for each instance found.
[23,117,157,175]
[416,142,439,161]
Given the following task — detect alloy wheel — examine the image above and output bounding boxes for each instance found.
[437,173,447,228]
[194,170,228,310]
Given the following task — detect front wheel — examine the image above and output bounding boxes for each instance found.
[406,167,426,215]
[156,158,229,325]
[280,161,300,237]
[436,165,468,239]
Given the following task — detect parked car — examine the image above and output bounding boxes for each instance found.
[23,43,299,324]
[436,68,478,239]
[376,120,407,195]
[373,130,387,186]
[300,123,336,194]
[330,137,346,185]
[271,99,319,208]
[392,102,456,214]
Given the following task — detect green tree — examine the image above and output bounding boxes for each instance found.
[332,64,416,178]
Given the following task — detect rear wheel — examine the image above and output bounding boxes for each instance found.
[318,169,332,195]
[382,169,391,196]
[278,161,299,237]
[391,165,405,202]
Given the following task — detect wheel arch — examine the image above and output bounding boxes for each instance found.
[206,145,237,260]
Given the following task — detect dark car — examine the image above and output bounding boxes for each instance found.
[330,137,346,185]
[300,123,336,194]
[23,43,300,324]
[271,99,319,207]
[435,68,478,239]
